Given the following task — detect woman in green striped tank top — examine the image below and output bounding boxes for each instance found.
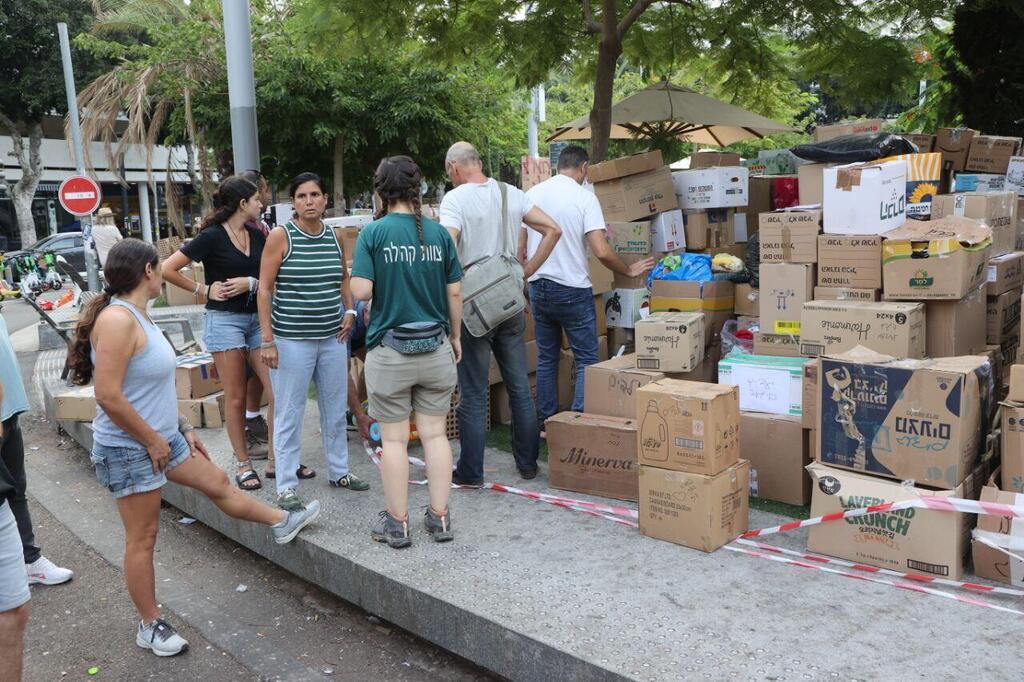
[257,173,370,511]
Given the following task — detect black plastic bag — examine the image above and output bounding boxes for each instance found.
[791,133,917,163]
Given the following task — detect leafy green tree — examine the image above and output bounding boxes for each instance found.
[298,0,954,162]
[0,0,96,245]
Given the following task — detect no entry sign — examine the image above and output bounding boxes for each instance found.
[58,175,102,216]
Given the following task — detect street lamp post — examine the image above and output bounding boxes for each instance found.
[222,0,260,173]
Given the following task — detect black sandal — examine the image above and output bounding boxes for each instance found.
[235,461,262,491]
[265,464,316,480]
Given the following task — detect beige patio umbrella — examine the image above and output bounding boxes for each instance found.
[547,81,798,146]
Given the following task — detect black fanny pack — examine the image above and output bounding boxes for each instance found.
[381,323,446,355]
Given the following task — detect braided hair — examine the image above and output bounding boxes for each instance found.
[373,156,425,245]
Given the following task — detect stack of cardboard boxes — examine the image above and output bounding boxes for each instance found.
[672,157,748,257]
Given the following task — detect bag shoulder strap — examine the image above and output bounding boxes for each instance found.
[498,181,509,255]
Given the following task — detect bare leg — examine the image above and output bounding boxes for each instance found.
[115,490,162,623]
[379,420,411,520]
[416,413,452,515]
[211,349,250,461]
[0,603,30,682]
[166,455,286,527]
[248,349,275,471]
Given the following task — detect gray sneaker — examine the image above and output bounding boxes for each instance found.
[246,415,269,441]
[424,508,454,542]
[276,489,306,512]
[371,511,411,549]
[136,618,188,657]
[273,500,321,544]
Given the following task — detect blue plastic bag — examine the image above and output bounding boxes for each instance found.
[646,253,712,289]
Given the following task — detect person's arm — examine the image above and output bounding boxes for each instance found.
[258,227,287,369]
[517,226,528,264]
[161,250,205,297]
[349,228,375,302]
[447,281,463,363]
[585,230,655,278]
[521,206,561,279]
[92,308,171,472]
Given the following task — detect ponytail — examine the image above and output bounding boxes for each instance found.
[68,292,114,385]
[201,176,258,230]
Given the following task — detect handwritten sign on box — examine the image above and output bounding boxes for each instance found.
[730,365,792,415]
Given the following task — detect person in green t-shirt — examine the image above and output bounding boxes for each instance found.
[350,156,463,549]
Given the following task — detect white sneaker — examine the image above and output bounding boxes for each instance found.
[136,618,189,657]
[25,556,73,585]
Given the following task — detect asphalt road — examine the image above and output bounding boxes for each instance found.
[19,410,495,682]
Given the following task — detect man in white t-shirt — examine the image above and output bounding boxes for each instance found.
[523,145,654,422]
[439,141,561,486]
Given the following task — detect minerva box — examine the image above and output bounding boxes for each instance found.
[817,348,990,489]
[639,460,749,553]
[807,461,982,579]
[175,352,222,400]
[717,352,808,417]
[799,300,925,359]
[986,252,1024,296]
[546,412,639,502]
[635,379,740,476]
[758,209,821,263]
[816,234,882,289]
[881,216,992,300]
[583,354,665,419]
[633,311,705,373]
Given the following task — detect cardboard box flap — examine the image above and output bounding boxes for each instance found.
[546,411,637,429]
[882,215,993,246]
[649,377,736,400]
[823,345,896,365]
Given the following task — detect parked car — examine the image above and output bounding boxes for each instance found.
[2,232,86,282]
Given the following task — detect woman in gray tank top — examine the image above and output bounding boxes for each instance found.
[68,239,321,658]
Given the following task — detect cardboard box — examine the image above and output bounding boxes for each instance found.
[878,152,942,219]
[966,135,1022,174]
[747,176,775,219]
[931,192,1017,257]
[602,288,648,329]
[53,384,96,421]
[759,263,814,336]
[881,216,992,300]
[1009,364,1024,403]
[954,173,1006,194]
[971,473,1024,586]
[649,280,734,347]
[734,284,759,317]
[813,287,879,301]
[718,353,809,417]
[753,332,802,357]
[175,353,222,400]
[583,354,664,419]
[823,160,908,235]
[634,312,705,373]
[682,209,735,250]
[758,209,821,263]
[813,119,883,142]
[163,265,208,307]
[741,413,811,505]
[802,360,819,429]
[1002,404,1024,492]
[607,221,652,255]
[987,287,1023,345]
[635,379,740,475]
[201,391,226,428]
[588,254,614,295]
[816,234,882,289]
[807,461,979,579]
[924,284,987,358]
[672,167,749,210]
[905,133,935,152]
[612,254,653,289]
[797,163,829,205]
[546,412,639,501]
[690,151,742,168]
[817,348,988,488]
[799,300,925,359]
[588,150,664,184]
[1006,156,1024,196]
[177,399,204,428]
[649,209,685,252]
[986,252,1024,296]
[594,167,678,222]
[674,340,721,384]
[935,127,977,174]
[638,461,749,553]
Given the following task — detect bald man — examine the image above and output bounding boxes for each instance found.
[439,142,561,486]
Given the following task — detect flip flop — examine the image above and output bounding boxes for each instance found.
[235,468,262,491]
[265,464,316,480]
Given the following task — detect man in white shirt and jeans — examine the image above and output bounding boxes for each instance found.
[439,142,561,486]
[522,145,653,423]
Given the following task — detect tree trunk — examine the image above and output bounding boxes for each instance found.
[588,8,622,163]
[9,122,44,247]
[333,134,346,215]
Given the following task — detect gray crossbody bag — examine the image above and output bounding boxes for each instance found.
[459,182,526,338]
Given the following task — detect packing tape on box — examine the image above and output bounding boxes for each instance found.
[723,542,1024,616]
[733,537,1024,598]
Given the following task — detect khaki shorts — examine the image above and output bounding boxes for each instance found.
[365,340,458,423]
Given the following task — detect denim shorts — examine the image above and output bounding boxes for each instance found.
[204,310,262,352]
[90,431,191,499]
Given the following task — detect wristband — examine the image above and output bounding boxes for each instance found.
[193,282,201,295]
[344,309,357,317]
[261,340,276,349]
[248,276,258,292]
